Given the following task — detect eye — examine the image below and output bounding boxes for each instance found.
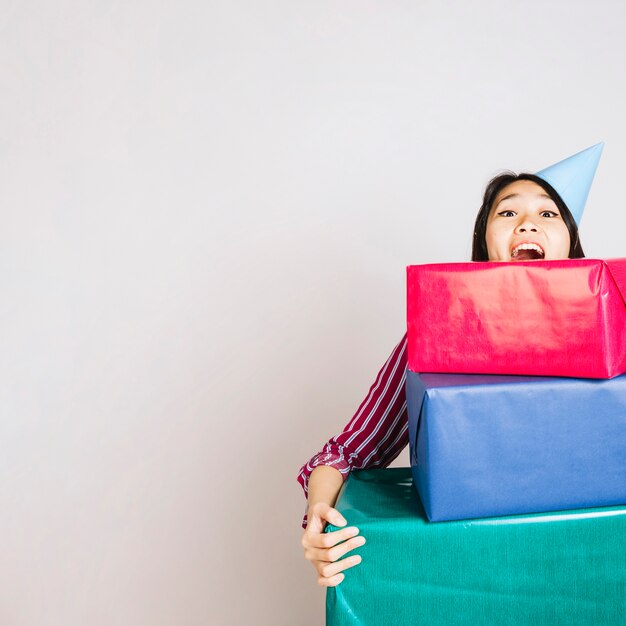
[497,210,516,217]
[540,210,559,218]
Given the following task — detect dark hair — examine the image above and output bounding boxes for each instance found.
[471,172,585,261]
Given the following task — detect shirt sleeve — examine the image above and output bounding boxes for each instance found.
[297,333,409,527]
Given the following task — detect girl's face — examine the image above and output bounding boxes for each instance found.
[485,180,571,262]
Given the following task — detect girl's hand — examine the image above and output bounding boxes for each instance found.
[301,501,366,587]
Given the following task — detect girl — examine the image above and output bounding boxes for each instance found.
[298,171,586,588]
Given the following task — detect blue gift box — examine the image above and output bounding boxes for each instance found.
[406,370,626,522]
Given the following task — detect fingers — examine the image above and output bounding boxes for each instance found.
[301,504,366,587]
[305,534,367,563]
[322,506,347,528]
[302,525,361,550]
[306,503,347,533]
[316,554,363,586]
[317,573,345,587]
[318,554,362,579]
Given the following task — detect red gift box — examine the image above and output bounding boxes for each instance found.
[406,258,626,379]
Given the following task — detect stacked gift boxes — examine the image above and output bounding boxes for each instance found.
[405,258,626,522]
[326,258,626,626]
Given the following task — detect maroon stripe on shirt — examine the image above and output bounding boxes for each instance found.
[297,334,409,528]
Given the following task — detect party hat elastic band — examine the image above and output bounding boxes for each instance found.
[535,142,604,225]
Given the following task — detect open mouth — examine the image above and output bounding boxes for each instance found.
[510,243,545,261]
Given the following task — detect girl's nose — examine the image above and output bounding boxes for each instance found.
[515,220,540,234]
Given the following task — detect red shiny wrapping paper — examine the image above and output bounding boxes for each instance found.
[406,258,626,379]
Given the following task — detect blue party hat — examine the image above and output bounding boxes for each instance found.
[535,142,604,225]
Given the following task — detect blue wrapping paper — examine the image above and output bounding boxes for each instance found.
[406,370,626,522]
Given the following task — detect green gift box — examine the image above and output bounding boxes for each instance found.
[326,468,626,626]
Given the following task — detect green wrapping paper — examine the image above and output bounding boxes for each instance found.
[326,468,626,626]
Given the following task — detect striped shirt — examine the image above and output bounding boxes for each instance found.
[297,333,409,527]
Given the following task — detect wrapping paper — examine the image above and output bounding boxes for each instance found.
[326,468,626,626]
[406,370,626,522]
[406,258,626,378]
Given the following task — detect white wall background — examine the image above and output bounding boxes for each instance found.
[1,1,625,624]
